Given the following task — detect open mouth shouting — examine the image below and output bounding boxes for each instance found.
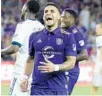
[45,16,54,26]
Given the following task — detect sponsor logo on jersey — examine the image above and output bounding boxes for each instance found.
[38,46,62,59]
[42,46,55,59]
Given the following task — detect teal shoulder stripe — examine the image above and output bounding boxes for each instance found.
[12,41,22,47]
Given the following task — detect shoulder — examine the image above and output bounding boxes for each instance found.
[60,28,74,39]
[71,27,84,38]
[14,22,24,33]
[16,22,23,28]
[34,20,44,28]
[72,27,79,34]
[16,21,27,29]
[61,29,71,35]
[29,29,44,40]
[27,20,44,30]
[63,31,74,41]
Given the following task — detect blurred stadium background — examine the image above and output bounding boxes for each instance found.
[1,0,102,95]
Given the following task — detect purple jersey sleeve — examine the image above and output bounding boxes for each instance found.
[65,33,77,56]
[74,32,86,51]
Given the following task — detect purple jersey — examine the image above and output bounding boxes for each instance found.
[67,25,86,73]
[29,27,76,91]
[66,25,86,95]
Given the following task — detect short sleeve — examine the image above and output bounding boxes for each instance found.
[74,32,86,51]
[65,34,77,56]
[12,23,27,47]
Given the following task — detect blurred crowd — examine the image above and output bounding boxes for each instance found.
[1,0,102,60]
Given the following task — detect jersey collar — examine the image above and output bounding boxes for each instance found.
[66,25,77,33]
[43,27,67,38]
[44,27,60,35]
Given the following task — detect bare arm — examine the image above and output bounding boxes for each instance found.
[1,45,19,55]
[76,49,88,62]
[38,56,76,72]
[59,56,76,71]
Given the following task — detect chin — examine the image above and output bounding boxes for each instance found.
[61,25,66,28]
[46,23,53,27]
[47,25,53,27]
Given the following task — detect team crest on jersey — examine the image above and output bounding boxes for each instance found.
[56,38,63,45]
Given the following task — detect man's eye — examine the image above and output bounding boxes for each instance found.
[51,10,54,13]
[45,10,48,13]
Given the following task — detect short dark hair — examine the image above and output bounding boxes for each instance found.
[27,0,40,14]
[64,8,77,19]
[45,2,61,13]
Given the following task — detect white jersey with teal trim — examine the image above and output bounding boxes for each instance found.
[12,19,44,74]
[93,35,102,72]
[96,35,102,61]
[92,35,102,87]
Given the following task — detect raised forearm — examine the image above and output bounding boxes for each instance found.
[38,56,76,72]
[59,56,76,71]
[1,45,19,55]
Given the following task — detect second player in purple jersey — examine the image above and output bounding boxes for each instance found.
[61,8,88,95]
[66,25,86,94]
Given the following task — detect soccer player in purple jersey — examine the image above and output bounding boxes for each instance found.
[20,2,77,95]
[61,8,88,95]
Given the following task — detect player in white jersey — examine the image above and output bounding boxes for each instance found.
[1,0,44,96]
[91,15,102,96]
